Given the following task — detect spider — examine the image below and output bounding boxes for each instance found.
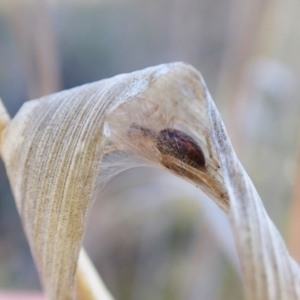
[106,96,219,171]
[105,96,227,206]
[129,123,206,170]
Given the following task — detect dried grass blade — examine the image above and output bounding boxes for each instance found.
[206,90,300,299]
[0,63,299,300]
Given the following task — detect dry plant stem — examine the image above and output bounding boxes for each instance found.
[0,99,10,135]
[8,0,61,98]
[216,0,263,111]
[76,249,114,300]
[288,141,300,263]
[215,0,278,151]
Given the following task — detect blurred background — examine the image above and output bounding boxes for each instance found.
[1,0,300,299]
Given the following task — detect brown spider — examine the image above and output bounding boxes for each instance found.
[105,96,227,207]
[129,123,206,170]
[108,96,219,171]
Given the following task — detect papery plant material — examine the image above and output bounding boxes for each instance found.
[0,62,299,299]
[0,99,10,135]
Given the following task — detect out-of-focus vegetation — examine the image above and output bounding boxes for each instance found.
[1,0,300,299]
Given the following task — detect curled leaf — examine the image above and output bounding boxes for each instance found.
[0,62,299,299]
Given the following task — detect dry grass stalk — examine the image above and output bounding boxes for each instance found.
[0,62,299,299]
[76,249,114,300]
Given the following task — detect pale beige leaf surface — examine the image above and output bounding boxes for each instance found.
[0,62,299,299]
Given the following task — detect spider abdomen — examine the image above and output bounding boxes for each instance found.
[155,128,206,170]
